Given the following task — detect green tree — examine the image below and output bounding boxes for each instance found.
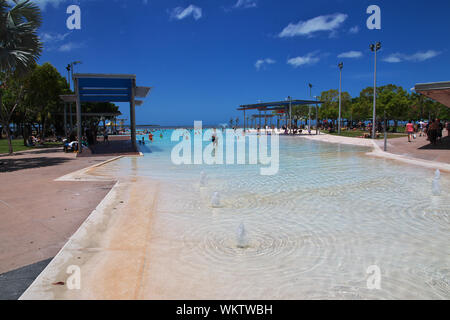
[24,62,69,138]
[83,101,121,139]
[0,0,42,154]
[349,96,371,123]
[291,105,309,123]
[377,85,410,122]
[319,89,351,124]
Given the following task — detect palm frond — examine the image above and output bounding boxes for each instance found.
[0,0,42,75]
[9,0,42,29]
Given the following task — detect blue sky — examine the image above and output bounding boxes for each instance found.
[36,0,450,126]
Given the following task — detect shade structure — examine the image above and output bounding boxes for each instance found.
[415,81,450,108]
[73,73,151,153]
[76,74,135,103]
[136,86,152,98]
[238,99,324,132]
[59,95,77,103]
[238,99,324,111]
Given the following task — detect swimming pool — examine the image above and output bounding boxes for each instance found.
[95,129,449,299]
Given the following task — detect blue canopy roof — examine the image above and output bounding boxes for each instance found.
[74,74,136,103]
[238,99,324,110]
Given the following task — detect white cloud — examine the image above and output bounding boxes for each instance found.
[170,5,202,21]
[287,53,320,67]
[234,0,258,9]
[58,42,84,52]
[383,50,441,63]
[255,58,275,70]
[383,54,402,63]
[407,50,441,62]
[349,26,359,34]
[41,32,76,52]
[279,13,348,38]
[40,32,71,43]
[34,0,69,10]
[338,51,363,59]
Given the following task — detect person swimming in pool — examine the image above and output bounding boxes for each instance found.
[212,128,218,147]
[149,132,153,142]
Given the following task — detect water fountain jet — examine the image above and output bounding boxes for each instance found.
[237,222,249,249]
[432,169,441,196]
[211,192,221,208]
[200,171,207,186]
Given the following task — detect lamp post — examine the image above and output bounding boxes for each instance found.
[66,64,71,89]
[68,61,82,91]
[314,96,319,135]
[338,62,343,135]
[384,110,387,151]
[308,83,312,134]
[288,96,292,133]
[370,42,381,139]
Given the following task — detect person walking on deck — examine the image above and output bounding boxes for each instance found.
[406,120,414,143]
[429,119,439,145]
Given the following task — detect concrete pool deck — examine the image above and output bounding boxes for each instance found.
[19,165,159,299]
[0,150,117,275]
[300,132,450,173]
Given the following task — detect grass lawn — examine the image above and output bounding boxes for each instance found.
[323,130,408,139]
[0,139,62,154]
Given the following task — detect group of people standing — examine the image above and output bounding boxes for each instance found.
[406,119,449,144]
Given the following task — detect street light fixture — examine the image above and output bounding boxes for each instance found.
[66,64,71,89]
[370,42,381,139]
[338,62,343,135]
[67,61,82,91]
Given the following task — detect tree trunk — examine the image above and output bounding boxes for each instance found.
[22,123,29,146]
[4,124,13,154]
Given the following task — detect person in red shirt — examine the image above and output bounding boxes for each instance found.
[406,120,415,142]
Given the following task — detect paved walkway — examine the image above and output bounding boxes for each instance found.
[78,136,141,157]
[301,130,449,167]
[0,149,115,275]
[374,133,450,163]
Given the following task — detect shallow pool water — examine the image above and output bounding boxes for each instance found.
[96,130,449,299]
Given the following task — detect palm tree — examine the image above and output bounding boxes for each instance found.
[0,0,42,154]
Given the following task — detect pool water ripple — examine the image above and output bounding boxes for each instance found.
[95,130,449,299]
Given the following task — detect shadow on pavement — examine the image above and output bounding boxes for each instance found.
[0,147,64,158]
[419,136,450,150]
[0,258,52,300]
[0,157,73,173]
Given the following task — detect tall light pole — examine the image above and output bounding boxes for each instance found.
[314,96,319,135]
[370,42,381,139]
[287,96,292,133]
[66,64,71,90]
[338,62,343,135]
[69,61,82,91]
[308,83,312,134]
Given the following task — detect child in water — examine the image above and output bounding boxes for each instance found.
[212,128,218,146]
